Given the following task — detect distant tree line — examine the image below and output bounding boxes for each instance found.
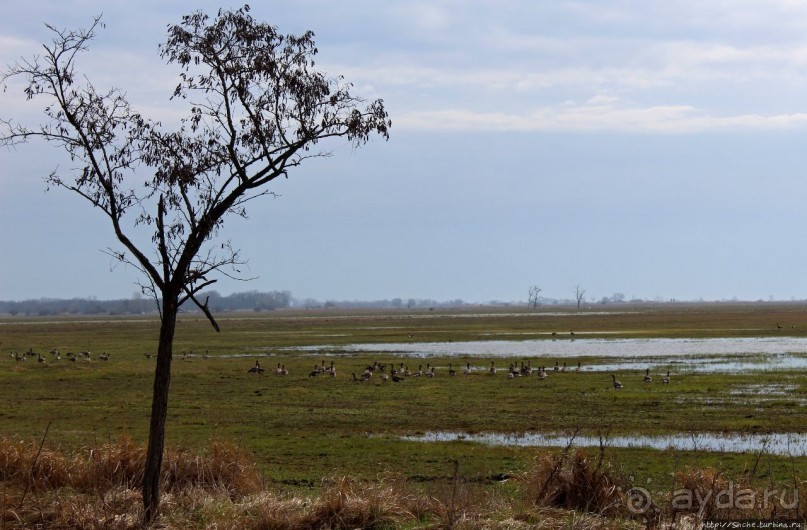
[306,297,469,310]
[0,290,293,316]
[0,292,484,316]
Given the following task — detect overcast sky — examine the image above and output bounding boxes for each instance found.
[3,1,807,304]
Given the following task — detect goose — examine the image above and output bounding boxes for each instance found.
[391,374,405,382]
[521,361,533,376]
[506,371,515,379]
[662,371,670,384]
[248,361,265,375]
[448,363,457,376]
[538,366,547,380]
[575,361,582,373]
[611,374,623,389]
[99,352,110,361]
[463,362,472,375]
[643,368,652,383]
[37,353,46,364]
[553,361,560,372]
[381,373,390,383]
[425,367,435,378]
[489,361,497,375]
[562,362,567,372]
[361,370,372,381]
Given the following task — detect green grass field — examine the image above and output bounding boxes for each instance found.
[1,302,805,527]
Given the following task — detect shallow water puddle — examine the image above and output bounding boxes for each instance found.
[400,431,807,456]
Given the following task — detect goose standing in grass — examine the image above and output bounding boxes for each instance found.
[448,363,456,376]
[611,374,623,389]
[489,361,497,375]
[538,366,547,380]
[575,361,582,373]
[643,368,652,383]
[391,373,404,382]
[463,362,471,375]
[248,361,265,375]
[662,371,670,384]
[553,361,560,372]
[324,361,336,376]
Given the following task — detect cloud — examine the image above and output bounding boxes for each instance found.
[395,104,807,134]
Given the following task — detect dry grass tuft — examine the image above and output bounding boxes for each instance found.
[301,476,424,529]
[522,448,627,517]
[671,467,804,523]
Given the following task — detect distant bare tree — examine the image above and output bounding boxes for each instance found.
[1,6,389,525]
[574,284,586,310]
[528,285,542,309]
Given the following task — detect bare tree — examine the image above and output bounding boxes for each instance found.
[528,285,542,309]
[574,284,586,310]
[1,6,389,524]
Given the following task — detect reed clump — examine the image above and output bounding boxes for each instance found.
[521,447,628,517]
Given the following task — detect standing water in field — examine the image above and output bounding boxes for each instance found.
[286,337,807,372]
[399,431,807,456]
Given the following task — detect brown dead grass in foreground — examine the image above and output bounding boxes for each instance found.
[0,436,803,529]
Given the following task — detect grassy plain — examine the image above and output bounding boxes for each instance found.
[1,302,805,503]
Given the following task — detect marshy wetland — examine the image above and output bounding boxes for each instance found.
[1,302,805,527]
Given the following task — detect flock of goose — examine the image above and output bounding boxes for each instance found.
[7,348,109,363]
[10,348,673,389]
[248,358,673,389]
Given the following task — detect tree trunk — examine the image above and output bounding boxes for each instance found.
[142,296,178,526]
